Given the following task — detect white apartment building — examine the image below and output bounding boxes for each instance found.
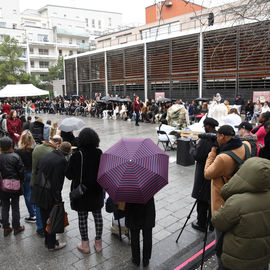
[0,1,123,81]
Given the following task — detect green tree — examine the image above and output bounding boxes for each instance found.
[45,56,64,82]
[0,35,24,86]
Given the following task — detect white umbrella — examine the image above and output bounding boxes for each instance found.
[58,117,85,132]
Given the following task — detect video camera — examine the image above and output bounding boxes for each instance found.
[198,132,217,141]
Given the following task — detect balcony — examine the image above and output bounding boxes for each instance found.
[29,54,58,60]
[28,40,55,46]
[57,42,80,49]
[30,67,49,73]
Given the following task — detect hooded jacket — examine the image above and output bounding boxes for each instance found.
[30,120,44,144]
[211,157,270,270]
[240,134,257,157]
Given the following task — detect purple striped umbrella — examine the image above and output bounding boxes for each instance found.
[97,138,169,204]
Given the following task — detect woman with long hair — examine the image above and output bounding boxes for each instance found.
[49,121,58,139]
[7,110,22,146]
[0,137,25,236]
[15,130,36,223]
[66,128,104,254]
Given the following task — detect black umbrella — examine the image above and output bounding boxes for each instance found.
[157,97,172,103]
[195,97,210,102]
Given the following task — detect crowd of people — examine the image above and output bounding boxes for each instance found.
[0,92,270,269]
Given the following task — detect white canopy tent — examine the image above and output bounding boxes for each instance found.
[0,84,49,98]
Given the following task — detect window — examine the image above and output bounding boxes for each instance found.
[42,23,46,28]
[108,17,112,26]
[57,37,62,43]
[39,61,49,68]
[13,24,17,29]
[92,19,95,28]
[98,20,101,29]
[28,33,33,41]
[13,9,17,15]
[69,38,72,44]
[76,39,85,45]
[69,51,73,56]
[0,8,2,17]
[64,14,66,17]
[38,34,48,42]
[58,49,62,56]
[0,22,6,27]
[39,48,49,55]
[30,61,34,68]
[25,21,36,26]
[85,18,88,26]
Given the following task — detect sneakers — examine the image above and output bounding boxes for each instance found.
[14,226,25,235]
[48,242,66,251]
[25,217,36,223]
[4,227,13,237]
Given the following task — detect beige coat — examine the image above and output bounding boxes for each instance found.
[204,141,251,214]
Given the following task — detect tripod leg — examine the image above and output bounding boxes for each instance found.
[176,200,197,243]
[200,205,211,270]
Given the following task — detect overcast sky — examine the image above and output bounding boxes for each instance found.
[19,0,238,25]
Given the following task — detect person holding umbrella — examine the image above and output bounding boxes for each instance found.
[126,198,156,267]
[66,128,104,254]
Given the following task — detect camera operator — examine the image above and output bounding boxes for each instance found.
[190,118,219,232]
[204,125,251,270]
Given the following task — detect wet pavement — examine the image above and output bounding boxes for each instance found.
[1,114,217,270]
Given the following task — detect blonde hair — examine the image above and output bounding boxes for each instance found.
[49,121,58,139]
[18,130,35,151]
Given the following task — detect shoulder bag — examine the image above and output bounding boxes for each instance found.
[69,150,87,201]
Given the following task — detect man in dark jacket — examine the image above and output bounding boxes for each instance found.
[22,116,32,131]
[190,117,219,232]
[32,142,71,251]
[125,197,156,267]
[30,118,44,144]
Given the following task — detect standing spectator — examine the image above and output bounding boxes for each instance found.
[133,94,141,126]
[190,118,219,232]
[237,122,258,157]
[259,120,270,159]
[0,113,7,134]
[245,100,254,121]
[204,125,251,269]
[49,121,58,139]
[15,130,36,223]
[211,158,270,270]
[32,142,71,251]
[30,135,62,237]
[261,101,270,114]
[43,120,51,142]
[7,110,22,146]
[2,101,11,115]
[0,137,25,236]
[66,128,104,254]
[30,118,44,144]
[23,116,32,131]
[125,197,156,267]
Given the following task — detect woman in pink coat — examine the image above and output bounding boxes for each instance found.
[7,110,22,146]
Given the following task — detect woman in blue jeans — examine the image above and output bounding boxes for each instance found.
[16,130,42,230]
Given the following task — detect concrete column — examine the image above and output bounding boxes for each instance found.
[63,59,66,96]
[199,31,203,98]
[26,38,31,74]
[75,57,79,95]
[104,51,109,96]
[144,43,148,102]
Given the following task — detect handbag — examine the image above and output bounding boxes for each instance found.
[69,150,87,201]
[0,177,20,193]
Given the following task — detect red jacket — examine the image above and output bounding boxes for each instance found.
[133,97,141,112]
[7,118,22,143]
[2,103,11,115]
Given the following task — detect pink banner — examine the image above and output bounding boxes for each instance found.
[253,91,270,103]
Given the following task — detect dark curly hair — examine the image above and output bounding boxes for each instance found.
[0,137,13,152]
[78,128,100,148]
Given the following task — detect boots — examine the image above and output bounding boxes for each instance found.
[77,240,90,254]
[4,227,13,237]
[94,238,102,253]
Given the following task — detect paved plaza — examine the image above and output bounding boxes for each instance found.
[0,115,215,270]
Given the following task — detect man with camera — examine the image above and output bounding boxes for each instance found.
[204,125,251,269]
[190,117,219,232]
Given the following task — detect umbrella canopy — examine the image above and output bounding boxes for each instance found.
[58,117,85,132]
[0,84,49,98]
[119,98,132,103]
[97,138,169,204]
[109,97,121,102]
[101,96,111,101]
[157,97,172,103]
[195,97,210,102]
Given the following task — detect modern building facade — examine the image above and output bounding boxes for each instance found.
[0,1,122,81]
[65,0,270,101]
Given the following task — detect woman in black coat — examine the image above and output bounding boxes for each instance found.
[189,118,218,232]
[66,128,104,254]
[125,197,156,267]
[0,137,25,237]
